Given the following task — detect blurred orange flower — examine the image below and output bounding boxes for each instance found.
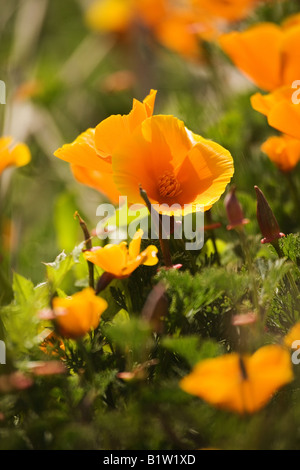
[0,136,31,175]
[52,288,108,339]
[85,0,215,60]
[193,0,261,22]
[83,229,158,278]
[261,134,300,172]
[219,22,300,91]
[54,90,156,203]
[251,86,300,140]
[112,114,234,214]
[180,345,293,414]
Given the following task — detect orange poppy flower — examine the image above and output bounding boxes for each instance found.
[54,90,156,202]
[0,136,31,175]
[284,322,300,349]
[251,86,300,140]
[219,22,300,92]
[261,134,300,172]
[180,345,293,414]
[193,0,261,22]
[154,8,215,60]
[112,114,234,214]
[52,288,108,339]
[83,229,158,278]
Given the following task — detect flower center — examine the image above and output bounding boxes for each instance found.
[157,171,182,198]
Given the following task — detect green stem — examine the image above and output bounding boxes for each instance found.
[237,228,260,316]
[285,171,300,219]
[74,211,94,290]
[272,240,300,302]
[139,185,172,267]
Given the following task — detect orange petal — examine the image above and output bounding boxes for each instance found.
[84,244,128,277]
[54,128,107,171]
[128,229,143,259]
[280,25,300,87]
[71,163,121,203]
[261,135,300,172]
[219,23,283,91]
[94,90,157,159]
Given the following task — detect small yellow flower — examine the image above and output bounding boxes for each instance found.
[180,345,293,414]
[52,288,108,339]
[0,136,31,175]
[83,229,158,278]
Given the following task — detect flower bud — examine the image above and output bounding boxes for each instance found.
[224,186,249,230]
[254,186,285,244]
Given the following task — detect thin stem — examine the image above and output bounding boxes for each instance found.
[139,185,172,267]
[285,171,300,219]
[272,240,300,302]
[237,228,260,316]
[74,211,94,289]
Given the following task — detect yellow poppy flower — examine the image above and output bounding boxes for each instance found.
[261,134,300,172]
[0,136,31,175]
[251,86,300,140]
[219,22,300,91]
[83,229,158,278]
[180,345,293,414]
[52,288,108,339]
[112,114,234,214]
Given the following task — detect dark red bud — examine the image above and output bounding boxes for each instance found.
[254,186,285,244]
[224,186,249,230]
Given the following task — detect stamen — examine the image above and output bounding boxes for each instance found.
[157,171,182,198]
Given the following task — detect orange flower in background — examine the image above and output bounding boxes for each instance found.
[251,86,300,140]
[86,0,167,34]
[85,0,216,60]
[83,229,158,278]
[261,134,300,172]
[112,114,234,214]
[54,90,156,203]
[180,345,293,414]
[0,136,31,175]
[219,22,300,91]
[193,0,262,22]
[52,288,108,339]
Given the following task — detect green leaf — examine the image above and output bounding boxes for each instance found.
[162,336,220,367]
[54,192,80,252]
[44,242,85,290]
[12,272,35,305]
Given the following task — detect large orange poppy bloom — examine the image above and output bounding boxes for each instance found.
[112,114,234,214]
[54,90,156,203]
[219,22,300,91]
[180,344,293,414]
[251,86,300,140]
